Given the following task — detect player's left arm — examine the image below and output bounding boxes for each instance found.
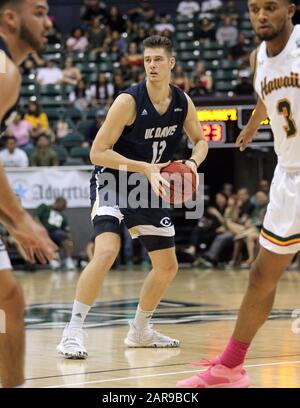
[183,94,209,172]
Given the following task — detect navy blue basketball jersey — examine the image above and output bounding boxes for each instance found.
[113,80,188,163]
[90,81,188,204]
[0,37,19,132]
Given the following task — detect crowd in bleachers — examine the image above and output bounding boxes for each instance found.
[0,0,262,166]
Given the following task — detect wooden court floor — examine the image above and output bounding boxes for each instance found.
[13,266,300,388]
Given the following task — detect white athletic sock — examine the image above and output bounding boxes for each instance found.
[133,305,155,330]
[68,300,91,330]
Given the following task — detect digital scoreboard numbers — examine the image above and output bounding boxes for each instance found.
[201,122,225,143]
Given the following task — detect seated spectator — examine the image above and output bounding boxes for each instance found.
[80,0,107,26]
[193,62,213,93]
[222,182,234,198]
[34,197,76,270]
[55,116,72,141]
[113,74,126,98]
[172,64,190,92]
[87,16,108,55]
[126,41,144,67]
[0,136,29,167]
[66,27,89,53]
[69,78,90,111]
[30,134,59,166]
[36,59,63,85]
[201,0,223,16]
[229,32,250,64]
[133,26,147,48]
[188,76,209,97]
[220,0,239,24]
[85,109,106,146]
[216,16,238,46]
[233,71,254,95]
[177,0,200,18]
[24,101,49,137]
[88,72,114,108]
[185,192,228,257]
[154,13,175,34]
[46,20,63,44]
[61,57,82,86]
[6,111,33,148]
[107,5,126,33]
[115,55,135,83]
[111,30,127,55]
[194,17,216,42]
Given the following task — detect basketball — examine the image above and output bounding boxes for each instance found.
[160,162,197,205]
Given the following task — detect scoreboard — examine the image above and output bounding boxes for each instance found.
[196,106,274,148]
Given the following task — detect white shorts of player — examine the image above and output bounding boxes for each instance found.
[260,165,300,255]
[0,238,12,271]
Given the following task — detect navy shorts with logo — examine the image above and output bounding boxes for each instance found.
[90,169,175,252]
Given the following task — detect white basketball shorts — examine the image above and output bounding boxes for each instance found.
[260,165,300,254]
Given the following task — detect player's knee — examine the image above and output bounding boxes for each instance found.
[155,260,178,281]
[92,246,119,267]
[0,280,24,318]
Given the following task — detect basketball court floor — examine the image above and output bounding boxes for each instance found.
[15,266,300,388]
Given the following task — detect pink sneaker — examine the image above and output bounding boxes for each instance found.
[176,357,250,388]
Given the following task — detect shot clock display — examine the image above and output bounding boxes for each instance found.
[201,122,225,143]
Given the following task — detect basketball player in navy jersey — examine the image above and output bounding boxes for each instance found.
[0,0,56,387]
[57,35,208,358]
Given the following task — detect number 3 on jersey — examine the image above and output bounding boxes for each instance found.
[152,141,167,163]
[277,99,297,138]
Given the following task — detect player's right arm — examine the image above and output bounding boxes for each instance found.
[90,93,170,197]
[236,49,268,152]
[0,60,57,263]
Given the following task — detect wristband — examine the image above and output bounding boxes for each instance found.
[184,158,198,168]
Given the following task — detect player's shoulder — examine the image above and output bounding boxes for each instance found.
[0,56,21,86]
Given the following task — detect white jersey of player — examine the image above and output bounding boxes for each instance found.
[255,25,300,171]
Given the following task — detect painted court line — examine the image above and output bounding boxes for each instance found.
[44,359,300,388]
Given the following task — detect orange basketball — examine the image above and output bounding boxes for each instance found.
[160,162,197,205]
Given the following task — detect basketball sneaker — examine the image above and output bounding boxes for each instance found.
[176,357,250,388]
[57,324,88,359]
[124,320,180,348]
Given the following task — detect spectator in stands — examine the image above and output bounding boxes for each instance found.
[127,1,155,28]
[111,30,127,55]
[126,41,144,67]
[233,70,254,96]
[69,79,90,111]
[24,101,49,136]
[229,32,250,65]
[220,0,240,24]
[113,74,126,98]
[107,5,126,33]
[200,0,223,18]
[258,179,270,195]
[222,182,234,198]
[30,134,59,167]
[66,27,89,53]
[6,111,33,149]
[194,17,216,43]
[85,109,106,146]
[36,59,63,85]
[80,0,107,26]
[185,192,228,257]
[0,136,29,167]
[34,197,76,270]
[87,16,108,55]
[115,55,134,83]
[154,13,175,34]
[61,57,82,86]
[133,26,147,48]
[47,25,63,47]
[193,62,213,93]
[88,72,114,108]
[172,64,190,92]
[216,16,238,46]
[177,0,200,19]
[55,116,72,141]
